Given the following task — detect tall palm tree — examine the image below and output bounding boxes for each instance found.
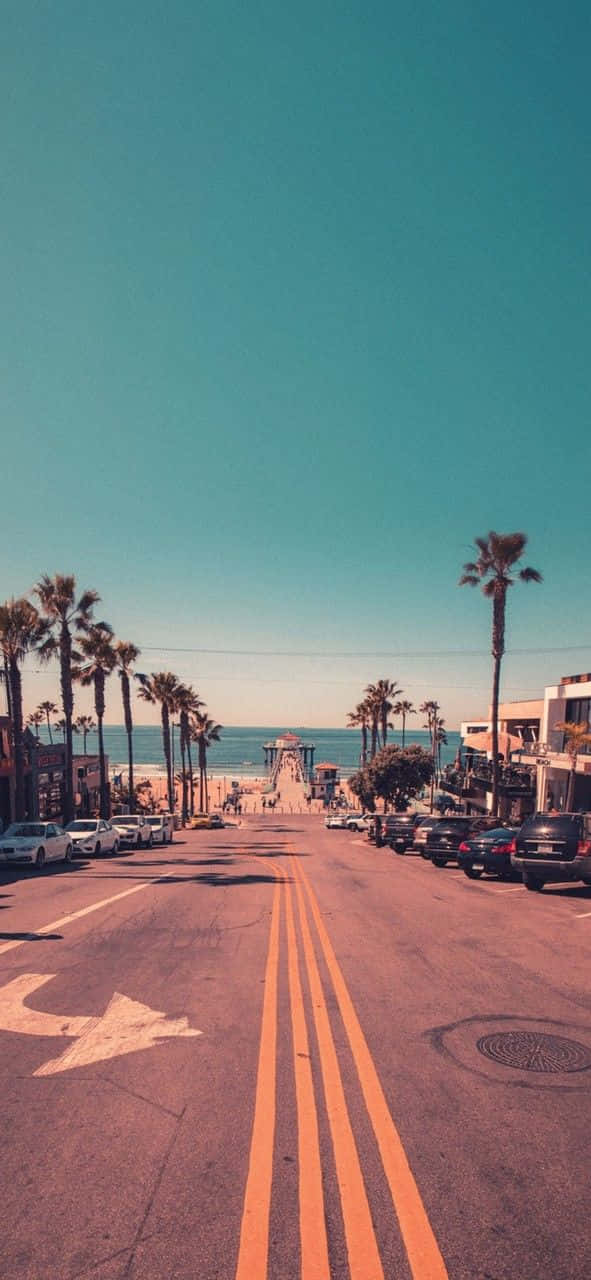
[54,718,67,742]
[75,624,116,817]
[460,532,541,815]
[176,685,203,819]
[393,699,415,748]
[554,721,591,811]
[347,702,370,768]
[39,700,58,743]
[114,641,140,810]
[0,599,48,820]
[27,708,44,740]
[191,713,222,813]
[35,575,99,823]
[420,700,441,812]
[376,678,402,747]
[74,714,96,754]
[364,684,381,758]
[136,672,181,812]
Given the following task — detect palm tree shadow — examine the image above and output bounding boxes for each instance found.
[0,931,63,941]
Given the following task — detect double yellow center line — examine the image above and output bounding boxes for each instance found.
[235,849,448,1280]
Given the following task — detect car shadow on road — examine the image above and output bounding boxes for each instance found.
[540,884,591,899]
[0,931,63,941]
[0,861,89,887]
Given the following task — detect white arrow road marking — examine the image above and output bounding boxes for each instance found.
[0,973,201,1075]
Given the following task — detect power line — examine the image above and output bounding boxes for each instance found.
[135,643,590,658]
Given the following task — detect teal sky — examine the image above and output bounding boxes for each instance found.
[3,2,590,728]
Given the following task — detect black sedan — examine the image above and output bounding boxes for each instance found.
[457,827,519,881]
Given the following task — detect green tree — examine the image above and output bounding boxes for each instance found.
[554,721,591,811]
[0,599,48,820]
[368,744,434,812]
[74,714,96,754]
[76,624,116,817]
[39,700,58,743]
[114,641,140,810]
[393,699,415,748]
[347,702,370,768]
[35,575,99,823]
[191,713,222,813]
[460,532,541,816]
[27,708,44,740]
[348,768,376,812]
[136,672,181,812]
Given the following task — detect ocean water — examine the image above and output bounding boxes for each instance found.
[36,724,461,778]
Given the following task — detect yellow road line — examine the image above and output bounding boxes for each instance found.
[284,879,330,1280]
[293,869,384,1280]
[0,881,157,956]
[294,857,448,1280]
[234,876,281,1280]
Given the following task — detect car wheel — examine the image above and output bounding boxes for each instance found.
[433,857,448,868]
[95,842,101,857]
[464,867,483,879]
[63,844,73,864]
[394,846,406,856]
[35,847,46,871]
[148,833,153,848]
[420,848,431,860]
[523,871,545,892]
[113,840,120,855]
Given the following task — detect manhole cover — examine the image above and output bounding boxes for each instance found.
[477,1031,591,1074]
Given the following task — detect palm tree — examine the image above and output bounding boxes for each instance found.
[0,599,48,820]
[191,713,222,813]
[347,701,370,768]
[54,718,67,742]
[435,717,447,777]
[74,714,96,754]
[554,721,591,811]
[39,700,58,743]
[420,700,441,812]
[114,641,140,810]
[35,575,99,824]
[136,672,181,812]
[27,708,44,740]
[75,624,116,817]
[364,685,381,758]
[393,699,415,748]
[376,678,402,747]
[460,532,541,815]
[176,685,203,819]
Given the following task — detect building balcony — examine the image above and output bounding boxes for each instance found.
[441,763,536,797]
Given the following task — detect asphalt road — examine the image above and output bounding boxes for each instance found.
[1,816,590,1279]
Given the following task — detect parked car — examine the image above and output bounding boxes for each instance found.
[426,816,499,867]
[346,813,373,832]
[457,826,519,880]
[145,814,174,844]
[325,813,349,829]
[111,814,153,849]
[190,812,224,830]
[370,814,415,847]
[386,813,422,854]
[0,822,73,869]
[512,812,591,891]
[66,818,120,857]
[413,816,444,857]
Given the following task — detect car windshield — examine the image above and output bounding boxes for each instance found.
[146,818,162,825]
[67,821,97,832]
[521,815,581,837]
[5,824,45,838]
[116,817,139,826]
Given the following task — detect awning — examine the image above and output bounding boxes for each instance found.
[463,730,523,758]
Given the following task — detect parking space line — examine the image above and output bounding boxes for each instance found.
[0,880,159,956]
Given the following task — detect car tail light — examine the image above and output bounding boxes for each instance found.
[491,842,512,854]
[508,838,517,854]
[577,840,591,855]
[458,841,470,853]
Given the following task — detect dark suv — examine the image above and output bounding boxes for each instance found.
[426,815,498,867]
[386,813,421,854]
[512,812,591,891]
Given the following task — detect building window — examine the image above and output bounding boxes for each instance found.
[564,699,591,754]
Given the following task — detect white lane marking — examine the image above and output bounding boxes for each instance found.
[494,887,523,895]
[0,880,157,956]
[574,910,591,919]
[0,972,201,1074]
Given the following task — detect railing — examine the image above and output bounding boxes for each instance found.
[441,762,536,794]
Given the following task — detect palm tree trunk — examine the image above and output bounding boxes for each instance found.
[381,710,387,748]
[187,738,194,816]
[121,672,134,809]
[199,740,205,811]
[567,760,576,811]
[94,671,109,818]
[402,712,406,748]
[83,729,88,754]
[46,709,53,744]
[360,724,367,768]
[9,658,26,821]
[180,725,188,824]
[490,588,506,819]
[161,705,173,811]
[60,625,75,824]
[371,717,378,758]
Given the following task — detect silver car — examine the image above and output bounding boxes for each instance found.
[111,814,153,849]
[66,819,120,857]
[145,814,174,844]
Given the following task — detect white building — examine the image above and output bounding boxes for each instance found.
[519,672,591,812]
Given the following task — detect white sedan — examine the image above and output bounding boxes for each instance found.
[66,819,120,857]
[325,814,349,829]
[145,814,174,844]
[0,822,73,870]
[346,813,373,832]
[111,814,154,849]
